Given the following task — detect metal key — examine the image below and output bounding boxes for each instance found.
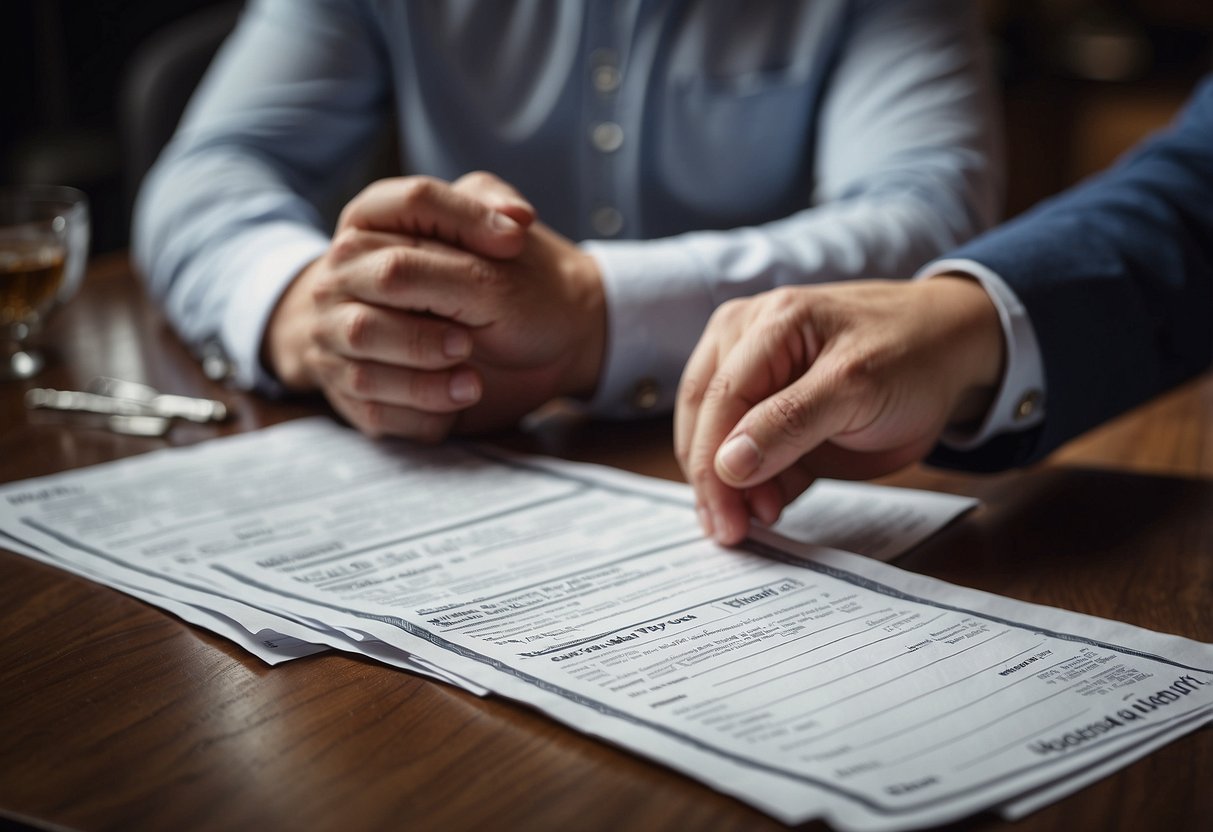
[87,377,228,423]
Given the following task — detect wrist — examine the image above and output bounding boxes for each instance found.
[261,258,320,391]
[924,274,1006,427]
[560,249,607,401]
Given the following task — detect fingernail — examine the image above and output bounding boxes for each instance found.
[755,501,779,527]
[717,434,761,482]
[714,516,743,547]
[490,211,520,232]
[696,505,714,539]
[749,490,780,526]
[443,329,471,358]
[449,369,480,403]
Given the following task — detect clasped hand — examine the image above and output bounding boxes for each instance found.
[264,172,605,440]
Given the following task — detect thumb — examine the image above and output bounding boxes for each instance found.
[453,171,536,230]
[714,366,855,489]
[339,175,530,260]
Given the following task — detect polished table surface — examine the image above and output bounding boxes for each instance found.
[1,254,1210,832]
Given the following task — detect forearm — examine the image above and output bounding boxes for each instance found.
[132,0,387,390]
[931,76,1213,469]
[134,146,332,390]
[585,181,993,417]
[585,0,1000,418]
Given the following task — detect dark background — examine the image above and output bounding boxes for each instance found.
[2,0,1211,255]
[1,0,219,253]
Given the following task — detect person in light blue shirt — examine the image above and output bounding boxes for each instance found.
[134,0,1001,440]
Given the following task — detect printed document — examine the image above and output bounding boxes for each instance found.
[1,418,1209,831]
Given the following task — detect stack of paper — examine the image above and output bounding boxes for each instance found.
[2,417,1209,830]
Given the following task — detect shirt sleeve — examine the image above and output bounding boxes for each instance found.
[132,0,388,391]
[583,0,1002,417]
[925,76,1213,471]
[914,259,1046,450]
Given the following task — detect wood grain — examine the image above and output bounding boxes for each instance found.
[1,259,1209,831]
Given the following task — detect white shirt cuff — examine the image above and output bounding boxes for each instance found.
[581,238,716,418]
[915,258,1046,450]
[218,223,330,392]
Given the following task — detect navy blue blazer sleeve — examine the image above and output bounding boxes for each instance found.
[928,75,1213,472]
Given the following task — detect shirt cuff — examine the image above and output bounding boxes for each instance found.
[914,258,1046,450]
[581,238,716,418]
[218,222,330,392]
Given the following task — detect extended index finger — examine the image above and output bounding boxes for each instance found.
[689,303,818,543]
[674,325,723,477]
[678,300,787,543]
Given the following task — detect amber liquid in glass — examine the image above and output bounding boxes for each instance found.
[0,242,66,330]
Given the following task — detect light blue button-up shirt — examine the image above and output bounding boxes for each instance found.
[135,0,1000,417]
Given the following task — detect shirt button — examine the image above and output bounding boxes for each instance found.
[1014,389,1043,421]
[200,340,234,381]
[593,64,621,94]
[630,378,660,411]
[591,206,624,237]
[590,121,624,153]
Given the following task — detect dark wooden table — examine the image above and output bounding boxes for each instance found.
[1,255,1210,832]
